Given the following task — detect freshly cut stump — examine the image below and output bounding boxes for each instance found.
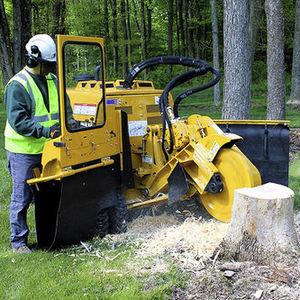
[221,183,299,262]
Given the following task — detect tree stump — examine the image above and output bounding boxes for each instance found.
[221,183,299,263]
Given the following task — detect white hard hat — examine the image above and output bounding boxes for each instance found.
[25,34,56,63]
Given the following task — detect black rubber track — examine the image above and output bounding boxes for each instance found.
[108,191,128,234]
[96,208,109,238]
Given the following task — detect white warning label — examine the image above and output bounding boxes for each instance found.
[128,120,147,137]
[142,155,153,163]
[208,141,220,160]
[73,103,97,116]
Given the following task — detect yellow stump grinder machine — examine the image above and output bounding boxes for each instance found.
[27,35,290,250]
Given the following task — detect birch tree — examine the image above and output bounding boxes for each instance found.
[265,0,285,120]
[222,0,251,119]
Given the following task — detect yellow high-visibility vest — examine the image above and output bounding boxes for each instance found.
[4,68,59,154]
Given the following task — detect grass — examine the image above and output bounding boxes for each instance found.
[0,101,187,299]
[290,158,300,210]
[0,81,299,298]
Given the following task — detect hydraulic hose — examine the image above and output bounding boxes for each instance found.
[123,56,211,88]
[173,67,220,117]
[123,56,221,155]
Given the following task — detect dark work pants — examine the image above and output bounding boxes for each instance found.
[7,151,42,248]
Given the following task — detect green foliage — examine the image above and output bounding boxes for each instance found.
[252,61,268,85]
[0,72,4,103]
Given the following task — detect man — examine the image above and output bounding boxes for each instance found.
[4,34,61,254]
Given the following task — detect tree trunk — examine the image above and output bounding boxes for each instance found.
[221,183,298,263]
[168,0,174,76]
[55,0,66,35]
[147,0,152,44]
[265,0,285,120]
[32,3,40,35]
[20,0,32,68]
[210,0,221,106]
[249,0,263,67]
[126,0,132,69]
[187,0,194,57]
[0,0,31,86]
[183,0,188,57]
[178,0,185,56]
[52,0,61,36]
[12,0,31,73]
[195,0,201,59]
[140,0,147,68]
[104,0,110,76]
[60,0,66,34]
[121,0,128,77]
[46,1,50,33]
[110,0,119,74]
[0,0,13,86]
[290,0,300,102]
[175,0,180,56]
[222,0,251,120]
[132,0,140,32]
[12,0,22,73]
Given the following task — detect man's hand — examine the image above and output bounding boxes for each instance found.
[49,123,61,139]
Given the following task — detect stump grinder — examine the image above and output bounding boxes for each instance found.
[27,35,290,250]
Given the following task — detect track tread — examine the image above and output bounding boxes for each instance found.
[109,190,128,234]
[96,208,109,238]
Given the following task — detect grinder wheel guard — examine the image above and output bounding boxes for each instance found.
[199,147,262,222]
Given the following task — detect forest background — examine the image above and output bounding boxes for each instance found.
[0,0,299,123]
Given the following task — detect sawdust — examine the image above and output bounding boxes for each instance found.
[127,213,180,238]
[126,203,299,299]
[138,217,228,266]
[73,197,299,299]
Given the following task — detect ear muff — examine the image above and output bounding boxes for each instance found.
[26,45,41,68]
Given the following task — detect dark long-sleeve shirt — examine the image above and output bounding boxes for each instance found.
[4,69,53,138]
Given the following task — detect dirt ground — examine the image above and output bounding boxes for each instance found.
[129,197,299,300]
[128,132,300,299]
[171,201,300,300]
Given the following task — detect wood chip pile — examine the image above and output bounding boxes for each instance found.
[137,215,229,266]
[103,213,229,266]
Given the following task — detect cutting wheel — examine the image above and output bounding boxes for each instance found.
[199,146,261,223]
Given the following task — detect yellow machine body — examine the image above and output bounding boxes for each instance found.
[65,77,261,222]
[28,35,291,249]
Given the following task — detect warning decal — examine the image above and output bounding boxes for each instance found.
[128,120,147,137]
[73,103,97,116]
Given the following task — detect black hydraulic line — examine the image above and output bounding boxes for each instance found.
[123,56,220,155]
[123,56,211,88]
[173,68,221,117]
[160,67,210,154]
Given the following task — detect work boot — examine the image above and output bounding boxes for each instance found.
[12,246,32,254]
